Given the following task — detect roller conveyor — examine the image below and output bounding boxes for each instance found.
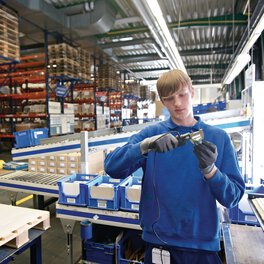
[0,171,66,196]
[11,131,137,161]
[11,114,250,161]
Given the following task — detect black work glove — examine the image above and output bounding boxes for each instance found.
[140,133,184,154]
[194,140,218,174]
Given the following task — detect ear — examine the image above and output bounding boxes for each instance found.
[191,86,194,98]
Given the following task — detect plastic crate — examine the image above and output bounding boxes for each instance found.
[3,161,28,170]
[117,230,145,264]
[84,224,123,263]
[228,192,259,225]
[14,128,49,148]
[57,173,99,206]
[87,175,126,210]
[217,101,226,111]
[192,105,200,114]
[120,176,142,212]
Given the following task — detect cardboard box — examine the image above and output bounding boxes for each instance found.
[38,160,47,167]
[57,162,67,168]
[47,167,57,174]
[81,150,104,174]
[28,166,37,172]
[48,161,57,167]
[57,168,67,175]
[37,166,47,173]
[48,155,57,161]
[67,153,80,163]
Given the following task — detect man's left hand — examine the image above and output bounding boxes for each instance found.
[194,140,218,175]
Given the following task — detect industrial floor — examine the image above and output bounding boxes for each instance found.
[0,150,82,264]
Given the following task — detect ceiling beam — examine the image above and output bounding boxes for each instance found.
[180,46,235,56]
[186,64,228,69]
[98,38,154,49]
[96,14,248,38]
[129,67,170,72]
[118,54,162,63]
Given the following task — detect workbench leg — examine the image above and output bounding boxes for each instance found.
[30,236,42,264]
[60,219,76,264]
[9,191,18,206]
[33,195,45,210]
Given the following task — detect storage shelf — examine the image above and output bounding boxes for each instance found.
[71,99,95,104]
[0,134,14,138]
[0,76,46,85]
[75,113,96,118]
[0,113,47,118]
[0,91,50,100]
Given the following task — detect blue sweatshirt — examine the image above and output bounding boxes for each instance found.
[104,116,245,251]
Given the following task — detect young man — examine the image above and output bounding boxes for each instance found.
[104,69,245,264]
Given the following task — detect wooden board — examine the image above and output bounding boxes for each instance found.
[230,224,264,264]
[0,204,50,248]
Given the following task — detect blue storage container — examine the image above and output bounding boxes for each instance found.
[192,105,200,114]
[217,100,226,110]
[120,176,142,212]
[57,173,99,206]
[87,175,126,210]
[14,128,49,148]
[228,192,259,226]
[117,230,144,264]
[84,224,123,263]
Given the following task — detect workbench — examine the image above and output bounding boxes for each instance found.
[222,223,264,264]
[0,229,44,264]
[57,203,264,264]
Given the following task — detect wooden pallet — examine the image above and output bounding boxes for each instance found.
[0,204,50,248]
[0,40,20,60]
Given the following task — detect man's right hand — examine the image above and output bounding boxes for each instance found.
[140,133,180,154]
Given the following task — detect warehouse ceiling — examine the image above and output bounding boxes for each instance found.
[4,0,263,85]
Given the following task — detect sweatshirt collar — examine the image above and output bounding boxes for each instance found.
[164,116,202,130]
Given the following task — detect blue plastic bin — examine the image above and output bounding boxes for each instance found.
[217,101,226,111]
[84,224,123,263]
[228,192,259,225]
[57,174,99,206]
[117,230,144,264]
[120,176,142,212]
[87,175,126,210]
[14,128,49,148]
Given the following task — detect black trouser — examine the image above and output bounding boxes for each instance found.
[144,242,222,264]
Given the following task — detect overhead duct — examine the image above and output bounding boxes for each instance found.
[9,0,116,36]
[67,0,116,36]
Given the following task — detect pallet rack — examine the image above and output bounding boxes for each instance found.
[0,52,54,146]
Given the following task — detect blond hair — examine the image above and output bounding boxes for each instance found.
[156,69,192,99]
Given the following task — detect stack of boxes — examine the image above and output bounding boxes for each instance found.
[28,150,104,175]
[96,105,110,130]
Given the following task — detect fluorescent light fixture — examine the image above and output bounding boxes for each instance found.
[223,54,251,85]
[223,9,264,85]
[132,0,186,73]
[193,83,222,89]
[119,37,134,42]
[241,12,264,54]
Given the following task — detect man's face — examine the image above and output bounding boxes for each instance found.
[161,85,194,125]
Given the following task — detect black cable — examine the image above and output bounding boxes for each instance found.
[151,151,168,245]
